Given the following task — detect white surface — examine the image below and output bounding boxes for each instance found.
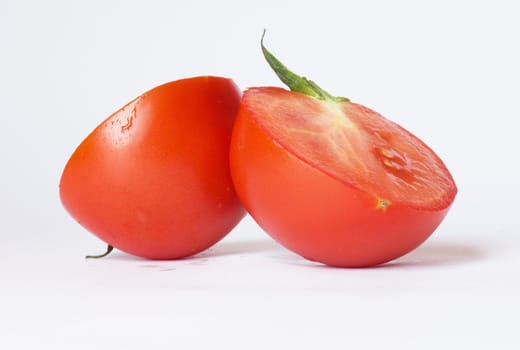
[1,0,519,349]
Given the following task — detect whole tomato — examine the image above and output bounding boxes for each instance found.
[60,76,245,259]
[230,35,457,267]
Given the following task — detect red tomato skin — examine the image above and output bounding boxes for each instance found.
[60,77,245,259]
[230,93,454,267]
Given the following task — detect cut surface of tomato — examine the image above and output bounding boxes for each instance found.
[244,87,455,211]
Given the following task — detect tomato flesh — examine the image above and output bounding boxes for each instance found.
[230,87,457,267]
[60,77,245,259]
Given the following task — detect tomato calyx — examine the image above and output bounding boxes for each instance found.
[261,30,349,103]
[85,244,114,259]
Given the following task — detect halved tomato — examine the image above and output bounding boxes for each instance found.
[230,36,457,267]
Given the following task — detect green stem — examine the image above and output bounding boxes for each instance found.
[261,30,349,103]
[86,244,114,259]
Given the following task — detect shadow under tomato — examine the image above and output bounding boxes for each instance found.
[384,239,487,268]
[270,237,489,269]
[87,236,488,270]
[199,238,279,258]
[94,238,279,263]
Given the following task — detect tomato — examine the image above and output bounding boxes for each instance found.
[60,76,245,259]
[229,36,457,267]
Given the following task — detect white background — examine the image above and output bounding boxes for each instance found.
[1,0,519,349]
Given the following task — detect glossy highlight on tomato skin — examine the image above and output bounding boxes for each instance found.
[60,76,246,259]
[230,87,457,267]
